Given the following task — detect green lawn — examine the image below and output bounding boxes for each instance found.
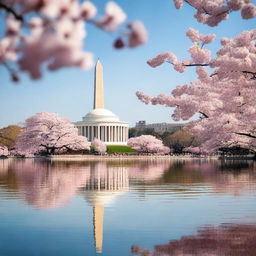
[107,145,137,153]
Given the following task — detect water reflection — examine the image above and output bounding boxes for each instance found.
[82,163,129,253]
[0,159,90,208]
[0,159,255,255]
[0,159,255,205]
[132,223,256,256]
[0,159,170,254]
[164,160,256,196]
[0,159,171,208]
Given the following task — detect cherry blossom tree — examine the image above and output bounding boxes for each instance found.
[173,0,256,26]
[91,138,107,154]
[137,29,256,153]
[128,135,170,154]
[0,145,9,156]
[15,112,91,156]
[0,1,147,82]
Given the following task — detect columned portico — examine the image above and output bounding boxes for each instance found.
[76,122,128,145]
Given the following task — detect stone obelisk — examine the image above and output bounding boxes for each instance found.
[94,60,104,109]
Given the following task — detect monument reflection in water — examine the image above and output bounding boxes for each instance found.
[82,163,129,253]
[0,159,256,255]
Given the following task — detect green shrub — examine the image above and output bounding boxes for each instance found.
[107,145,137,153]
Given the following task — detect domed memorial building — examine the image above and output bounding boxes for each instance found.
[75,61,129,145]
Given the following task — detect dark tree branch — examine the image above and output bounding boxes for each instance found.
[184,63,209,67]
[199,111,209,118]
[185,0,229,18]
[167,61,209,67]
[235,132,256,139]
[0,2,23,22]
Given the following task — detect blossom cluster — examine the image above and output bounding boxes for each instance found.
[0,145,9,156]
[173,0,256,26]
[128,135,170,154]
[0,1,147,81]
[137,29,256,152]
[15,112,91,156]
[91,138,107,154]
[147,28,215,73]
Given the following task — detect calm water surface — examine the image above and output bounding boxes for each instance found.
[0,159,256,256]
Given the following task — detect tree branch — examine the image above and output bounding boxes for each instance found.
[185,0,229,18]
[0,2,23,22]
[184,63,209,67]
[199,111,209,118]
[235,132,256,139]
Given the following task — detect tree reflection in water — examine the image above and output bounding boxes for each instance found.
[0,159,255,207]
[132,223,256,256]
[0,159,171,209]
[0,159,256,255]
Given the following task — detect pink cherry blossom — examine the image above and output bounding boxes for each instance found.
[97,1,127,31]
[200,34,216,44]
[128,135,170,154]
[189,46,211,63]
[0,145,9,156]
[137,29,256,153]
[186,28,200,42]
[91,139,107,154]
[173,62,186,72]
[147,52,177,68]
[241,4,256,19]
[174,0,183,9]
[80,1,97,20]
[173,0,256,26]
[15,112,91,156]
[0,0,147,81]
[127,21,148,48]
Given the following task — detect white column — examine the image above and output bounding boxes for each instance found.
[104,126,107,142]
[97,126,100,140]
[114,126,117,142]
[92,126,94,141]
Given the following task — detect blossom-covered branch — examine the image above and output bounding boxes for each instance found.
[173,0,256,26]
[0,0,147,82]
[137,29,256,153]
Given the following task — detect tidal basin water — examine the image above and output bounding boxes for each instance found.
[0,159,256,256]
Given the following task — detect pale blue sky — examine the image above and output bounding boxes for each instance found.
[0,0,255,128]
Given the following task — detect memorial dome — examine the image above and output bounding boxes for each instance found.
[82,108,119,123]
